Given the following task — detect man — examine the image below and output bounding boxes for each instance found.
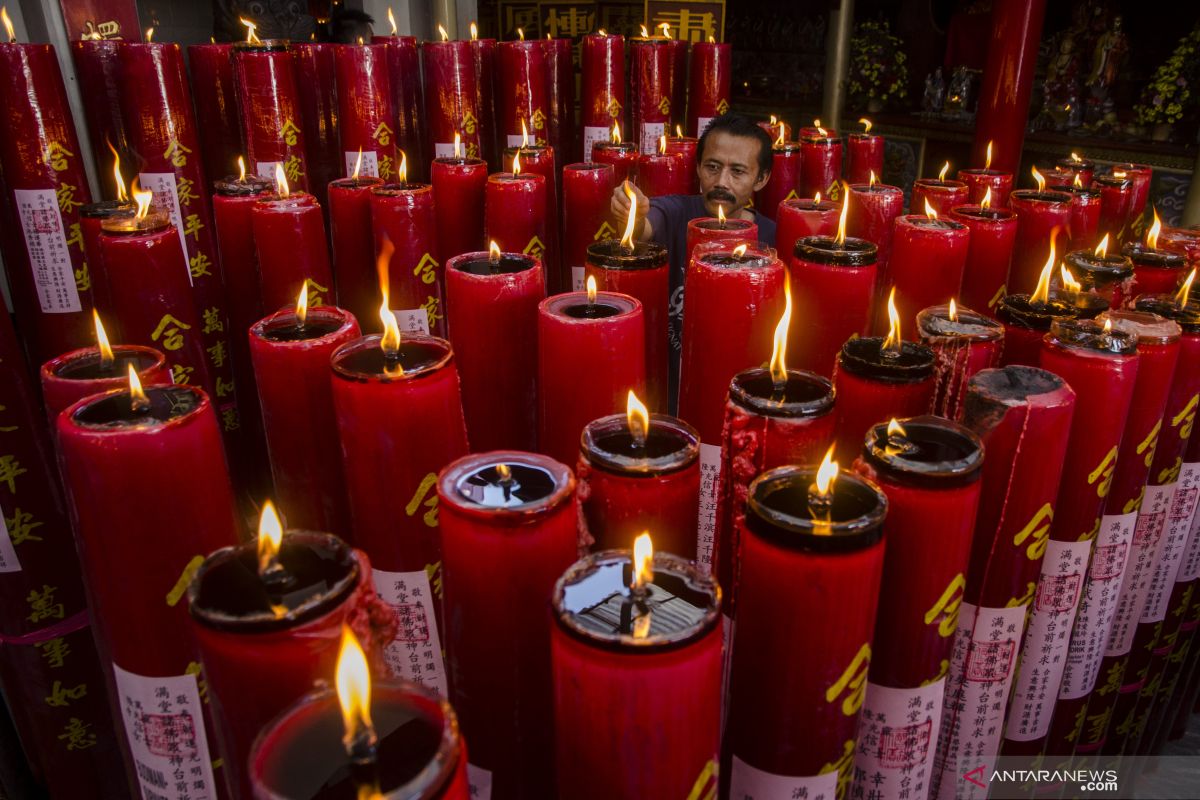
[610,112,776,406]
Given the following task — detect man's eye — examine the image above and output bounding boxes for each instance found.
[733,169,745,177]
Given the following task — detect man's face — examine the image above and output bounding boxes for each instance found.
[697,131,770,216]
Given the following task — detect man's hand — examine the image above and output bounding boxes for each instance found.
[610,180,652,240]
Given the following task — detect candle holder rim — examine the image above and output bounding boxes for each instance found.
[998,292,1108,330]
[745,464,887,552]
[1064,249,1133,277]
[1055,185,1101,200]
[780,197,839,212]
[330,334,454,383]
[948,206,1016,222]
[1121,242,1186,268]
[862,415,984,488]
[585,239,668,270]
[439,450,576,520]
[250,306,358,345]
[1009,189,1073,205]
[580,413,700,476]
[372,182,432,196]
[689,216,757,232]
[838,337,935,383]
[848,181,903,193]
[430,156,486,168]
[897,214,967,231]
[214,176,274,196]
[693,240,777,267]
[915,304,1004,341]
[100,210,172,235]
[1096,309,1182,346]
[563,162,616,174]
[62,384,208,432]
[42,344,166,381]
[794,235,877,266]
[1091,175,1131,189]
[1134,295,1200,333]
[447,250,539,277]
[1046,317,1139,356]
[729,367,835,418]
[912,178,969,189]
[540,291,642,321]
[328,175,387,190]
[233,39,290,51]
[81,199,134,218]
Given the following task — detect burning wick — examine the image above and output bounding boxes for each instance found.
[145,26,154,42]
[675,124,683,138]
[881,287,902,357]
[351,148,363,180]
[733,244,748,258]
[835,185,849,245]
[924,197,938,220]
[388,8,398,36]
[938,161,949,182]
[453,132,462,159]
[627,389,649,450]
[717,204,727,228]
[1030,229,1059,307]
[240,17,261,45]
[808,445,838,526]
[256,500,291,593]
[93,310,114,369]
[517,27,524,41]
[884,418,909,457]
[398,151,408,183]
[1177,268,1196,308]
[127,364,150,413]
[274,163,290,199]
[1070,152,1082,163]
[521,119,530,149]
[1103,318,1113,334]
[512,148,522,177]
[237,155,247,182]
[769,273,792,394]
[438,24,449,41]
[985,140,993,171]
[336,626,380,795]
[1059,264,1081,294]
[1095,233,1110,259]
[495,463,514,502]
[2,7,15,42]
[1074,174,1083,188]
[631,531,653,596]
[132,180,154,221]
[295,280,309,327]
[948,298,958,322]
[869,170,878,189]
[107,141,128,202]
[620,181,638,253]
[859,117,872,133]
[981,186,992,210]
[586,274,598,309]
[376,237,404,376]
[488,240,501,270]
[1147,207,1162,250]
[611,122,621,144]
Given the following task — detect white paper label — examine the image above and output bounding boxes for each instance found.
[729,755,838,800]
[13,188,81,313]
[111,663,216,800]
[433,143,457,159]
[582,126,609,161]
[696,443,722,567]
[255,161,280,180]
[638,122,666,155]
[373,568,448,696]
[467,763,492,800]
[344,150,379,177]
[696,116,716,136]
[1106,489,1176,657]
[138,173,191,281]
[1059,512,1137,699]
[931,602,1026,800]
[506,134,525,148]
[1175,464,1200,583]
[0,505,22,573]
[571,266,585,292]
[1140,483,1185,623]
[854,679,945,800]
[1005,539,1091,740]
[391,308,431,335]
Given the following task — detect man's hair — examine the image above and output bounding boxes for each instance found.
[697,113,773,177]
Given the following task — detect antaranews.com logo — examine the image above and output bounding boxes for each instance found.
[963,766,1120,793]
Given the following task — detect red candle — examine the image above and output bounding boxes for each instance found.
[636,146,689,198]
[484,170,547,281]
[592,135,639,185]
[789,234,877,377]
[846,180,904,287]
[373,34,426,180]
[1125,228,1189,302]
[776,196,839,259]
[585,239,670,411]
[1093,174,1135,242]
[423,39,483,162]
[291,41,341,203]
[503,144,559,289]
[683,214,758,267]
[688,40,732,137]
[249,305,360,536]
[430,155,487,264]
[552,547,721,800]
[249,679,469,799]
[579,33,625,161]
[845,120,883,185]
[468,34,498,167]
[187,43,242,187]
[911,171,970,217]
[79,198,131,314]
[725,465,885,798]
[1159,226,1200,268]
[543,37,575,163]
[538,290,646,468]
[578,407,700,557]
[188,527,394,799]
[563,163,616,291]
[951,202,1018,317]
[1061,184,1102,251]
[996,284,1108,368]
[497,40,549,147]
[330,332,469,694]
[916,303,1005,419]
[253,187,333,313]
[439,452,577,799]
[716,369,835,611]
[327,174,385,327]
[233,40,308,190]
[371,180,445,336]
[753,141,802,221]
[41,341,169,424]
[1057,153,1096,188]
[1066,239,1134,310]
[665,37,688,133]
[1008,188,1073,294]
[799,134,843,200]
[335,43,399,180]
[887,214,970,328]
[851,417,983,800]
[1112,163,1153,222]
[629,37,673,154]
[69,39,129,181]
[0,39,95,366]
[444,250,543,452]
[664,131,699,194]
[56,383,239,800]
[958,167,1013,209]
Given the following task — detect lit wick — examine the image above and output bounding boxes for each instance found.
[336,627,380,797]
[1176,268,1196,309]
[630,531,654,611]
[769,273,792,396]
[376,237,404,377]
[127,363,150,413]
[295,280,309,331]
[488,239,502,273]
[808,445,838,527]
[620,180,638,255]
[586,274,598,313]
[881,287,902,358]
[626,389,649,450]
[256,500,292,595]
[93,309,115,370]
[496,462,514,503]
[884,418,909,457]
[717,204,727,229]
[1029,230,1058,310]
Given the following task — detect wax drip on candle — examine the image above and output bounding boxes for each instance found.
[127,364,150,413]
[336,627,381,797]
[881,287,902,357]
[768,273,792,396]
[1177,268,1196,308]
[807,445,838,526]
[375,237,404,376]
[93,310,115,369]
[626,389,649,450]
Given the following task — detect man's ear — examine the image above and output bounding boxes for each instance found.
[752,169,771,192]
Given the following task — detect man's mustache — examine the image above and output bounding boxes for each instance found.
[706,189,736,203]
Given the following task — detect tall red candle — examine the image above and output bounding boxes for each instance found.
[335,43,399,180]
[684,215,759,266]
[69,39,129,181]
[1094,174,1135,242]
[951,203,1018,316]
[664,131,699,193]
[41,342,169,424]
[1158,226,1200,268]
[851,417,983,800]
[799,134,843,200]
[562,163,616,291]
[497,40,549,147]
[629,37,673,155]
[543,37,575,163]
[290,42,340,203]
[439,452,576,799]
[776,196,840,260]
[911,177,970,218]
[327,174,384,327]
[592,137,639,185]
[688,40,731,137]
[887,215,970,328]
[468,34,498,168]
[430,155,487,264]
[636,147,689,198]
[249,306,360,537]
[725,465,885,799]
[423,39,483,162]
[578,410,700,557]
[373,34,426,180]
[1061,184,1102,251]
[444,250,544,452]
[232,40,308,190]
[252,189,333,313]
[371,181,445,336]
[1057,154,1096,188]
[0,40,95,366]
[538,290,646,467]
[1112,163,1153,222]
[484,170,547,280]
[958,167,1013,208]
[846,180,904,288]
[79,199,130,315]
[665,38,688,133]
[1124,238,1189,303]
[503,145,559,289]
[996,287,1108,368]
[57,384,239,800]
[789,235,877,377]
[552,549,721,800]
[330,333,469,694]
[187,43,242,187]
[579,33,625,161]
[1065,240,1133,311]
[754,141,802,221]
[213,172,273,356]
[845,123,884,185]
[916,303,1005,420]
[1008,189,1073,294]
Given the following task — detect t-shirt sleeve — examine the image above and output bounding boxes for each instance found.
[647,195,689,250]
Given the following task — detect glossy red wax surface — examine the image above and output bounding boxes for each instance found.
[562,163,616,290]
[187,43,242,186]
[951,205,1018,317]
[497,41,549,145]
[1009,190,1073,294]
[485,173,548,282]
[422,40,483,163]
[334,44,398,180]
[846,134,883,185]
[799,138,843,200]
[40,345,170,424]
[580,34,625,158]
[233,43,308,190]
[290,42,339,202]
[911,180,969,217]
[327,176,384,327]
[688,41,731,137]
[371,183,445,336]
[888,215,971,326]
[431,158,487,264]
[753,146,801,222]
[788,244,877,377]
[958,169,1013,208]
[252,193,333,312]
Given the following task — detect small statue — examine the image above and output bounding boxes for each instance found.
[1086,14,1128,124]
[944,67,974,115]
[1039,35,1081,130]
[923,67,945,112]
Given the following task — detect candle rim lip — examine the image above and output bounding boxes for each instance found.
[250,305,358,345]
[966,365,1071,408]
[551,550,721,651]
[957,168,1008,177]
[847,131,881,141]
[998,292,1108,331]
[1111,162,1152,173]
[372,181,433,196]
[1055,185,1100,200]
[580,413,700,475]
[585,239,668,270]
[729,367,835,418]
[838,337,935,383]
[745,464,887,552]
[1097,309,1183,346]
[249,681,464,799]
[915,304,1003,342]
[328,175,387,191]
[794,235,877,266]
[592,141,638,153]
[447,250,539,277]
[186,531,361,632]
[1134,295,1200,333]
[255,191,318,209]
[214,176,274,196]
[61,383,206,433]
[1091,175,1131,189]
[912,178,968,190]
[42,344,166,382]
[896,214,967,231]
[848,181,902,193]
[503,144,552,158]
[487,171,544,184]
[100,210,172,235]
[233,38,290,52]
[1046,317,1139,355]
[1064,248,1133,276]
[430,156,487,168]
[81,199,135,218]
[1009,189,1073,205]
[781,197,839,213]
[770,143,802,155]
[862,415,984,488]
[1057,156,1096,168]
[1121,242,1186,268]
[330,333,454,382]
[187,41,233,52]
[439,450,575,518]
[564,162,616,174]
[799,135,840,146]
[948,205,1016,223]
[690,217,757,231]
[540,291,642,321]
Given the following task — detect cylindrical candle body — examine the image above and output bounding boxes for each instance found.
[422,40,483,163]
[629,39,673,154]
[754,144,801,221]
[845,133,884,185]
[1113,163,1153,222]
[288,42,339,204]
[1124,244,1188,304]
[683,217,758,266]
[957,168,1013,208]
[846,183,904,294]
[232,42,308,189]
[485,172,548,282]
[579,34,625,161]
[789,236,878,377]
[1063,185,1102,252]
[1008,189,1074,294]
[40,345,170,424]
[430,157,487,264]
[252,192,334,312]
[69,39,129,182]
[334,43,399,180]
[799,137,843,200]
[562,163,616,292]
[543,37,575,163]
[636,151,690,198]
[832,338,936,463]
[502,146,559,290]
[951,205,1018,316]
[1094,175,1135,242]
[664,135,699,194]
[911,179,969,217]
[592,140,638,185]
[776,199,840,262]
[688,41,731,137]
[916,304,1005,420]
[371,183,445,336]
[187,43,242,187]
[1056,157,1096,188]
[996,292,1108,368]
[887,215,970,326]
[497,41,549,146]
[373,34,426,179]
[327,175,385,326]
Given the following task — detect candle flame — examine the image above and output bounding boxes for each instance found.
[1031,229,1058,304]
[296,280,309,324]
[1147,208,1162,250]
[351,148,363,179]
[836,186,849,245]
[336,627,375,753]
[626,389,649,441]
[659,134,667,155]
[717,205,726,224]
[93,310,114,366]
[1103,318,1113,333]
[985,140,993,170]
[145,27,154,42]
[948,298,958,321]
[733,244,748,257]
[376,238,402,363]
[887,418,907,438]
[981,186,992,209]
[660,22,670,36]
[775,124,785,147]
[1070,152,1081,163]
[611,122,622,144]
[1073,173,1082,188]
[453,132,462,158]
[438,24,449,41]
[938,161,949,181]
[869,170,877,188]
[882,287,902,352]
[521,119,529,148]
[1113,170,1127,179]
[640,24,649,38]
[815,444,838,496]
[274,162,290,198]
[631,532,653,591]
[1060,264,1081,293]
[470,22,478,40]
[127,363,149,410]
[489,240,501,262]
[814,191,822,204]
[389,7,397,35]
[859,117,872,133]
[770,115,777,125]
[2,7,14,42]
[1176,268,1196,306]
[620,181,638,248]
[769,274,792,383]
[240,17,261,44]
[512,148,521,176]
[815,121,827,137]
[924,197,938,220]
[708,35,714,43]
[496,463,511,481]
[1031,165,1045,192]
[256,500,284,573]
[600,29,608,36]
[675,124,683,138]
[398,151,407,182]
[108,141,127,202]
[1095,233,1110,258]
[586,274,597,303]
[131,179,154,220]
[517,27,524,40]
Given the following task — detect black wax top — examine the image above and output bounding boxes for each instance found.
[794,235,877,266]
[54,349,159,380]
[1065,249,1133,280]
[952,207,1015,222]
[903,216,966,231]
[331,335,450,382]
[1010,189,1072,205]
[452,253,536,276]
[745,465,887,553]
[234,39,289,51]
[581,413,699,476]
[100,210,171,235]
[695,249,775,269]
[563,302,621,319]
[1047,318,1138,355]
[862,415,983,488]
[553,551,720,652]
[729,368,835,418]
[1057,185,1100,200]
[72,385,200,429]
[188,532,358,632]
[373,182,430,195]
[1135,296,1200,334]
[998,292,1107,331]
[1093,175,1131,189]
[837,337,935,383]
[693,217,755,230]
[959,168,1006,176]
[1122,242,1186,269]
[593,141,637,153]
[329,176,386,190]
[81,199,134,219]
[965,365,1068,409]
[431,157,485,167]
[914,179,967,189]
[586,239,668,270]
[215,176,273,196]
[916,305,1003,340]
[454,463,557,508]
[253,312,346,342]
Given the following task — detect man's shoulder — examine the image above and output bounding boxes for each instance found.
[753,211,778,246]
